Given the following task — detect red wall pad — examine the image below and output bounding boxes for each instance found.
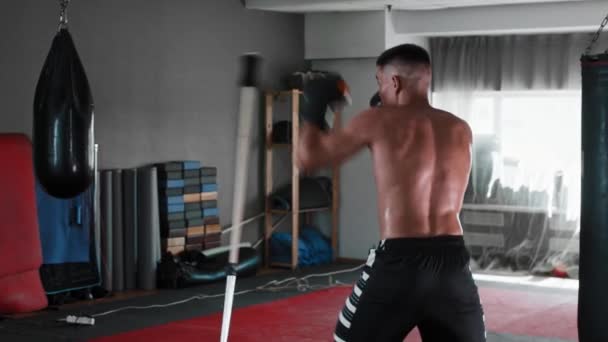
[0,134,47,314]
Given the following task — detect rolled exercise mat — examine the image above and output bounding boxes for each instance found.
[122,169,137,290]
[112,170,124,292]
[579,53,608,341]
[94,169,101,279]
[137,167,161,290]
[100,170,113,292]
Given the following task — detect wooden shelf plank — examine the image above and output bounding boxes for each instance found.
[270,262,294,269]
[268,90,303,97]
[264,92,274,269]
[270,206,330,215]
[291,90,300,271]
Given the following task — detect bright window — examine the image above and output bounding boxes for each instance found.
[433,91,581,219]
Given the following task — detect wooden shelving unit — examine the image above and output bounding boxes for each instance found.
[264,89,341,270]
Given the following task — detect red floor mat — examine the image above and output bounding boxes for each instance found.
[92,285,577,342]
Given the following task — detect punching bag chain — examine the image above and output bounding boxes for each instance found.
[58,0,70,30]
[585,13,608,56]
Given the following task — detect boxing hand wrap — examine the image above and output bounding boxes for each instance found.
[301,73,350,130]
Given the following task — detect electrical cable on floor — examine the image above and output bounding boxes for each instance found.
[70,207,332,322]
[89,264,365,319]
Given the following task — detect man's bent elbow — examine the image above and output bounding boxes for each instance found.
[296,148,319,172]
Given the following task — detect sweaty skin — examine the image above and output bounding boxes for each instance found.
[297,96,472,240]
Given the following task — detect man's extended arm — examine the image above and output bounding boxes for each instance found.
[297,110,374,171]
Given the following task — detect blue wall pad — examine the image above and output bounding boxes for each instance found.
[36,181,99,294]
[36,182,90,264]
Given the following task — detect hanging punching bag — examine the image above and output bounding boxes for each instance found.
[579,51,608,341]
[33,3,94,199]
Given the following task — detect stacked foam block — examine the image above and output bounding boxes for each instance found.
[157,161,220,256]
[201,167,221,249]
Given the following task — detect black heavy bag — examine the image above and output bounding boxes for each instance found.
[33,28,94,198]
[579,54,608,342]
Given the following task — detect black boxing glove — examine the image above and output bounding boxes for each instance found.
[370,91,381,107]
[300,73,350,130]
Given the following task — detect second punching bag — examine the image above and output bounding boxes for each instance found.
[33,27,94,198]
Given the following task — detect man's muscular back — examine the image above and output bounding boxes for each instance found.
[368,106,472,239]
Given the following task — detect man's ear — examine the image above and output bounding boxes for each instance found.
[391,74,402,92]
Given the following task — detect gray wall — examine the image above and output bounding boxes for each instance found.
[311,58,380,259]
[305,11,385,59]
[0,0,305,245]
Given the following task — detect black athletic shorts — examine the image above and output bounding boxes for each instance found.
[334,235,486,342]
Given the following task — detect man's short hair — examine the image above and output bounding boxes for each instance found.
[376,44,431,68]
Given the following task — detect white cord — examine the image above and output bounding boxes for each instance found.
[222,212,287,250]
[90,264,364,318]
[221,213,265,235]
[252,215,288,249]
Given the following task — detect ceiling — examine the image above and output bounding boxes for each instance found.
[245,0,586,12]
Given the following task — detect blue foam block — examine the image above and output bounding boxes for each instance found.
[164,179,185,189]
[203,207,219,217]
[168,203,185,213]
[202,183,218,193]
[183,160,201,170]
[166,196,184,205]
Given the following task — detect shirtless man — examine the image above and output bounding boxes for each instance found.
[296,44,486,342]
